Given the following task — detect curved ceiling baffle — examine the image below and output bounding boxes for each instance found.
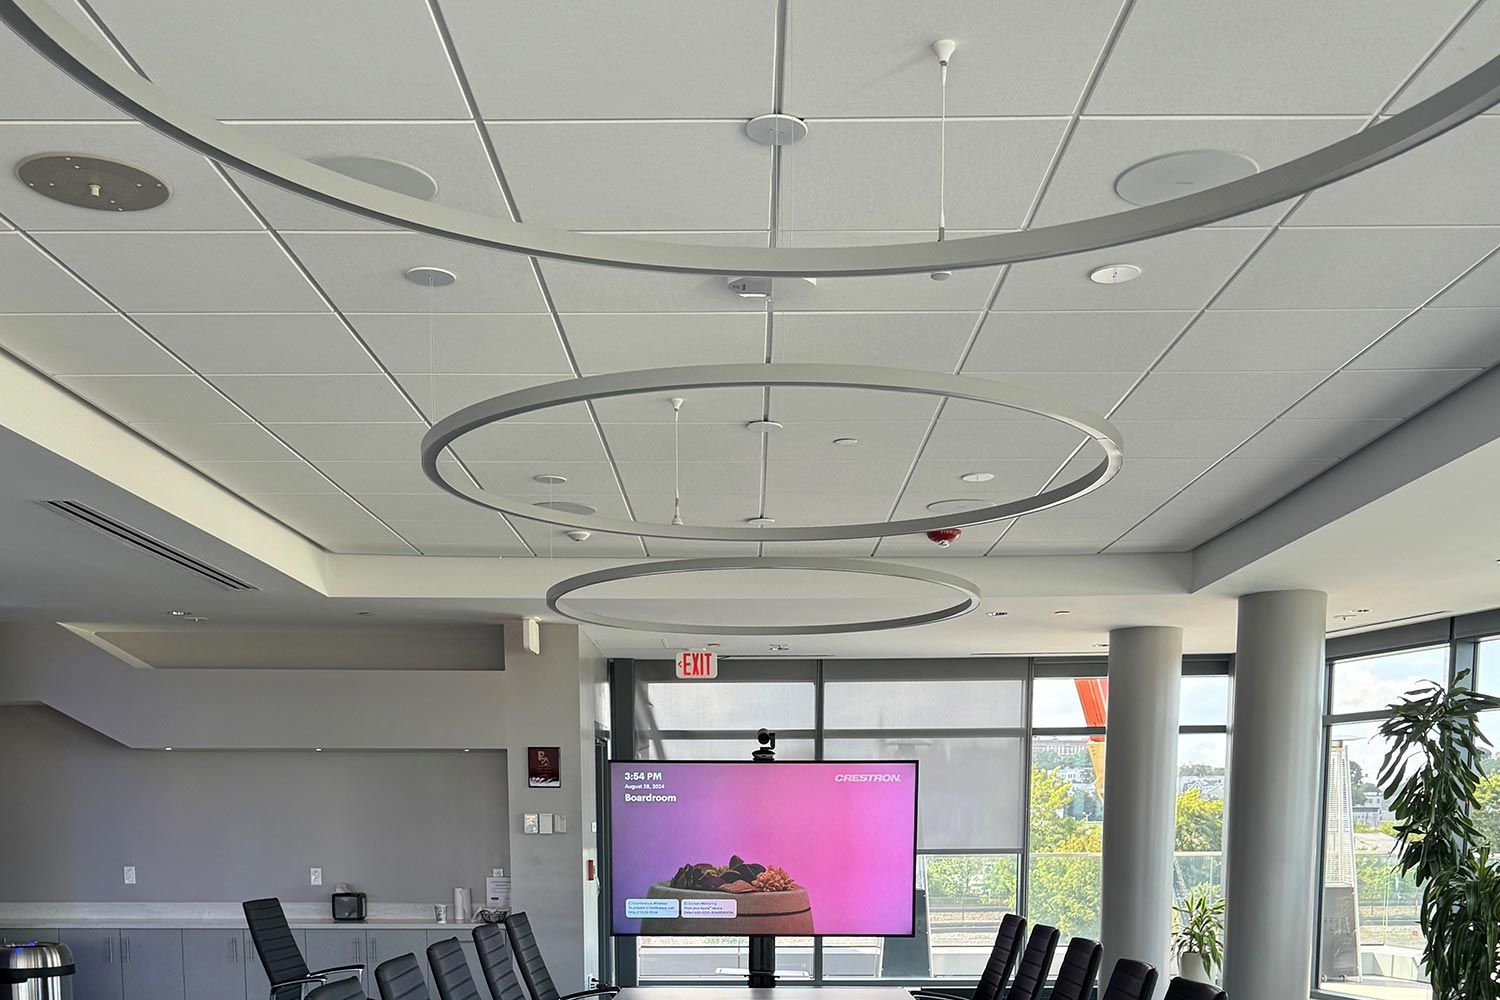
[2,0,1498,276]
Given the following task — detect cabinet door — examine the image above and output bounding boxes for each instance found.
[303,929,364,983]
[243,928,304,1000]
[185,930,247,1000]
[60,929,124,1000]
[426,935,486,1000]
[0,929,54,944]
[368,930,433,996]
[121,929,185,1000]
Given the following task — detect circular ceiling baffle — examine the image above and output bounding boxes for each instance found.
[419,364,1125,542]
[546,557,982,635]
[5,0,1499,276]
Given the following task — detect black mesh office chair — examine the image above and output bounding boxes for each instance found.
[375,955,430,1000]
[472,925,526,1000]
[1162,978,1226,1000]
[1002,924,1059,1000]
[1101,959,1159,1000]
[502,913,618,1000]
[427,939,484,1000]
[912,913,1026,1000]
[1048,938,1103,1000]
[244,898,365,1000]
[307,979,368,1000]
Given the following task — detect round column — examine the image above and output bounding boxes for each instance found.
[1222,590,1327,1000]
[1101,625,1184,998]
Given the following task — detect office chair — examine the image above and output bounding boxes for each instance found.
[912,913,1026,1000]
[1002,924,1059,1000]
[244,898,365,1000]
[502,913,618,1000]
[1047,937,1103,1000]
[1162,978,1226,1000]
[472,925,526,1000]
[427,939,484,1000]
[375,955,430,1000]
[307,979,369,1000]
[1100,959,1159,1000]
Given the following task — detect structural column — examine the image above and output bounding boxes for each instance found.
[1101,626,1183,999]
[1222,590,1327,1000]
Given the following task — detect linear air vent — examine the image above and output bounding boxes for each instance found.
[39,499,258,591]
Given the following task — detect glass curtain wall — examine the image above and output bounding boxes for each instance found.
[626,654,1229,984]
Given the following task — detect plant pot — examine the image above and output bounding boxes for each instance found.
[1177,951,1212,984]
[638,882,814,935]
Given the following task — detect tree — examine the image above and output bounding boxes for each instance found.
[1174,789,1224,853]
[1476,770,1500,848]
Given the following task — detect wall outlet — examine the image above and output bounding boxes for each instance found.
[123,866,136,885]
[310,867,323,886]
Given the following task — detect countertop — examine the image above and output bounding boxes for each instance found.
[0,904,483,932]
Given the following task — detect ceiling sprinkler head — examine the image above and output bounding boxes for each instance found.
[930,270,953,281]
[926,527,963,547]
[565,529,591,542]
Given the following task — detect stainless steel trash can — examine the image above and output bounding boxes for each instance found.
[2,940,73,1000]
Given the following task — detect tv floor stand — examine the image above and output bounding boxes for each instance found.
[747,935,776,988]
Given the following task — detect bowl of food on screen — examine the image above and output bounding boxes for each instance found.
[640,856,812,934]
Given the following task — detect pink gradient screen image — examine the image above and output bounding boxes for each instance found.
[610,761,918,935]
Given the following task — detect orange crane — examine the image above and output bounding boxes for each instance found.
[1074,677,1109,797]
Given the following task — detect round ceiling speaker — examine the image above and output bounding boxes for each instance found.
[926,498,991,514]
[312,155,438,201]
[16,153,169,212]
[533,500,597,517]
[1115,150,1260,207]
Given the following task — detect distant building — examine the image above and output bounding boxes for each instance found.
[1179,774,1225,800]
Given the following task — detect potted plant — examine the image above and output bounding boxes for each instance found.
[1377,670,1500,1000]
[1171,887,1224,984]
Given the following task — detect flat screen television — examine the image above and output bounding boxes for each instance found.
[608,760,918,936]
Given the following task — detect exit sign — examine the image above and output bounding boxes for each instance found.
[675,649,717,678]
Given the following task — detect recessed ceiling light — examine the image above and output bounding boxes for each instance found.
[463,748,471,753]
[705,642,722,648]
[533,474,568,485]
[1093,643,1110,649]
[314,747,323,752]
[1115,149,1259,207]
[746,516,776,526]
[313,155,439,201]
[986,611,1008,618]
[769,643,790,652]
[1089,263,1142,285]
[960,472,995,483]
[17,153,170,212]
[746,420,783,433]
[534,500,598,516]
[163,747,173,751]
[167,609,189,616]
[403,266,457,287]
[833,437,859,447]
[185,616,208,623]
[355,611,374,616]
[1053,610,1071,616]
[927,498,990,514]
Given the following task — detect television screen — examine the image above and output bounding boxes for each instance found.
[609,760,918,936]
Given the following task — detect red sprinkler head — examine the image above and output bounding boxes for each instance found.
[926,528,962,547]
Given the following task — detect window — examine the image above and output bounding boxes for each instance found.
[1476,640,1500,850]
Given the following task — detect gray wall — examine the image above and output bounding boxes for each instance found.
[0,704,508,903]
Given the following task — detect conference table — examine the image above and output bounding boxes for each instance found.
[617,989,918,1000]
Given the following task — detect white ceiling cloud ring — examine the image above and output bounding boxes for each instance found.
[5,0,1500,276]
[420,364,1124,543]
[546,557,981,636]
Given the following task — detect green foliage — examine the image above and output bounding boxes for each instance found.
[1377,670,1500,1000]
[1171,887,1225,977]
[1476,769,1500,848]
[1174,789,1223,853]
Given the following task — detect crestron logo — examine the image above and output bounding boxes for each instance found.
[835,773,903,782]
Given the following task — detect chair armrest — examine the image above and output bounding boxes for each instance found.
[911,990,969,1000]
[268,975,326,996]
[558,988,619,1000]
[309,965,366,976]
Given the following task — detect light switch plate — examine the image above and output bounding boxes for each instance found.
[310,867,323,886]
[554,813,567,834]
[123,866,136,885]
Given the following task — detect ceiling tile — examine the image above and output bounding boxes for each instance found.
[773,312,974,371]
[630,493,762,527]
[756,492,895,527]
[1433,249,1500,308]
[1106,519,1217,553]
[1108,419,1264,459]
[141,313,379,374]
[565,313,766,373]
[616,461,764,498]
[452,422,612,464]
[770,385,940,422]
[1049,455,1218,521]
[280,232,547,313]
[1214,227,1500,310]
[1087,0,1475,113]
[765,459,917,497]
[1290,119,1500,226]
[1112,371,1325,420]
[392,372,572,423]
[0,124,257,231]
[759,540,880,557]
[644,539,763,558]
[466,462,625,497]
[265,422,427,462]
[0,314,184,375]
[925,415,1088,460]
[1387,0,1500,114]
[350,313,572,374]
[194,460,335,495]
[212,374,420,423]
[990,228,1267,311]
[35,232,325,312]
[769,421,932,462]
[131,421,298,462]
[876,521,1011,557]
[1035,117,1359,228]
[901,458,1059,504]
[592,385,765,425]
[1147,457,1338,533]
[1232,418,1400,461]
[444,0,774,119]
[242,492,415,554]
[314,459,466,496]
[605,422,765,464]
[781,120,1064,231]
[86,0,468,119]
[765,230,1002,313]
[0,10,127,120]
[515,524,644,558]
[790,0,1125,117]
[968,311,1190,372]
[538,232,770,313]
[353,491,511,524]
[58,374,249,424]
[1286,368,1481,419]
[1349,308,1500,369]
[1159,309,1404,372]
[231,123,508,231]
[381,519,532,558]
[0,234,109,313]
[993,514,1135,552]
[489,122,769,230]
[947,372,1140,418]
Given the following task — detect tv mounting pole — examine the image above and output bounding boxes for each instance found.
[748,729,777,988]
